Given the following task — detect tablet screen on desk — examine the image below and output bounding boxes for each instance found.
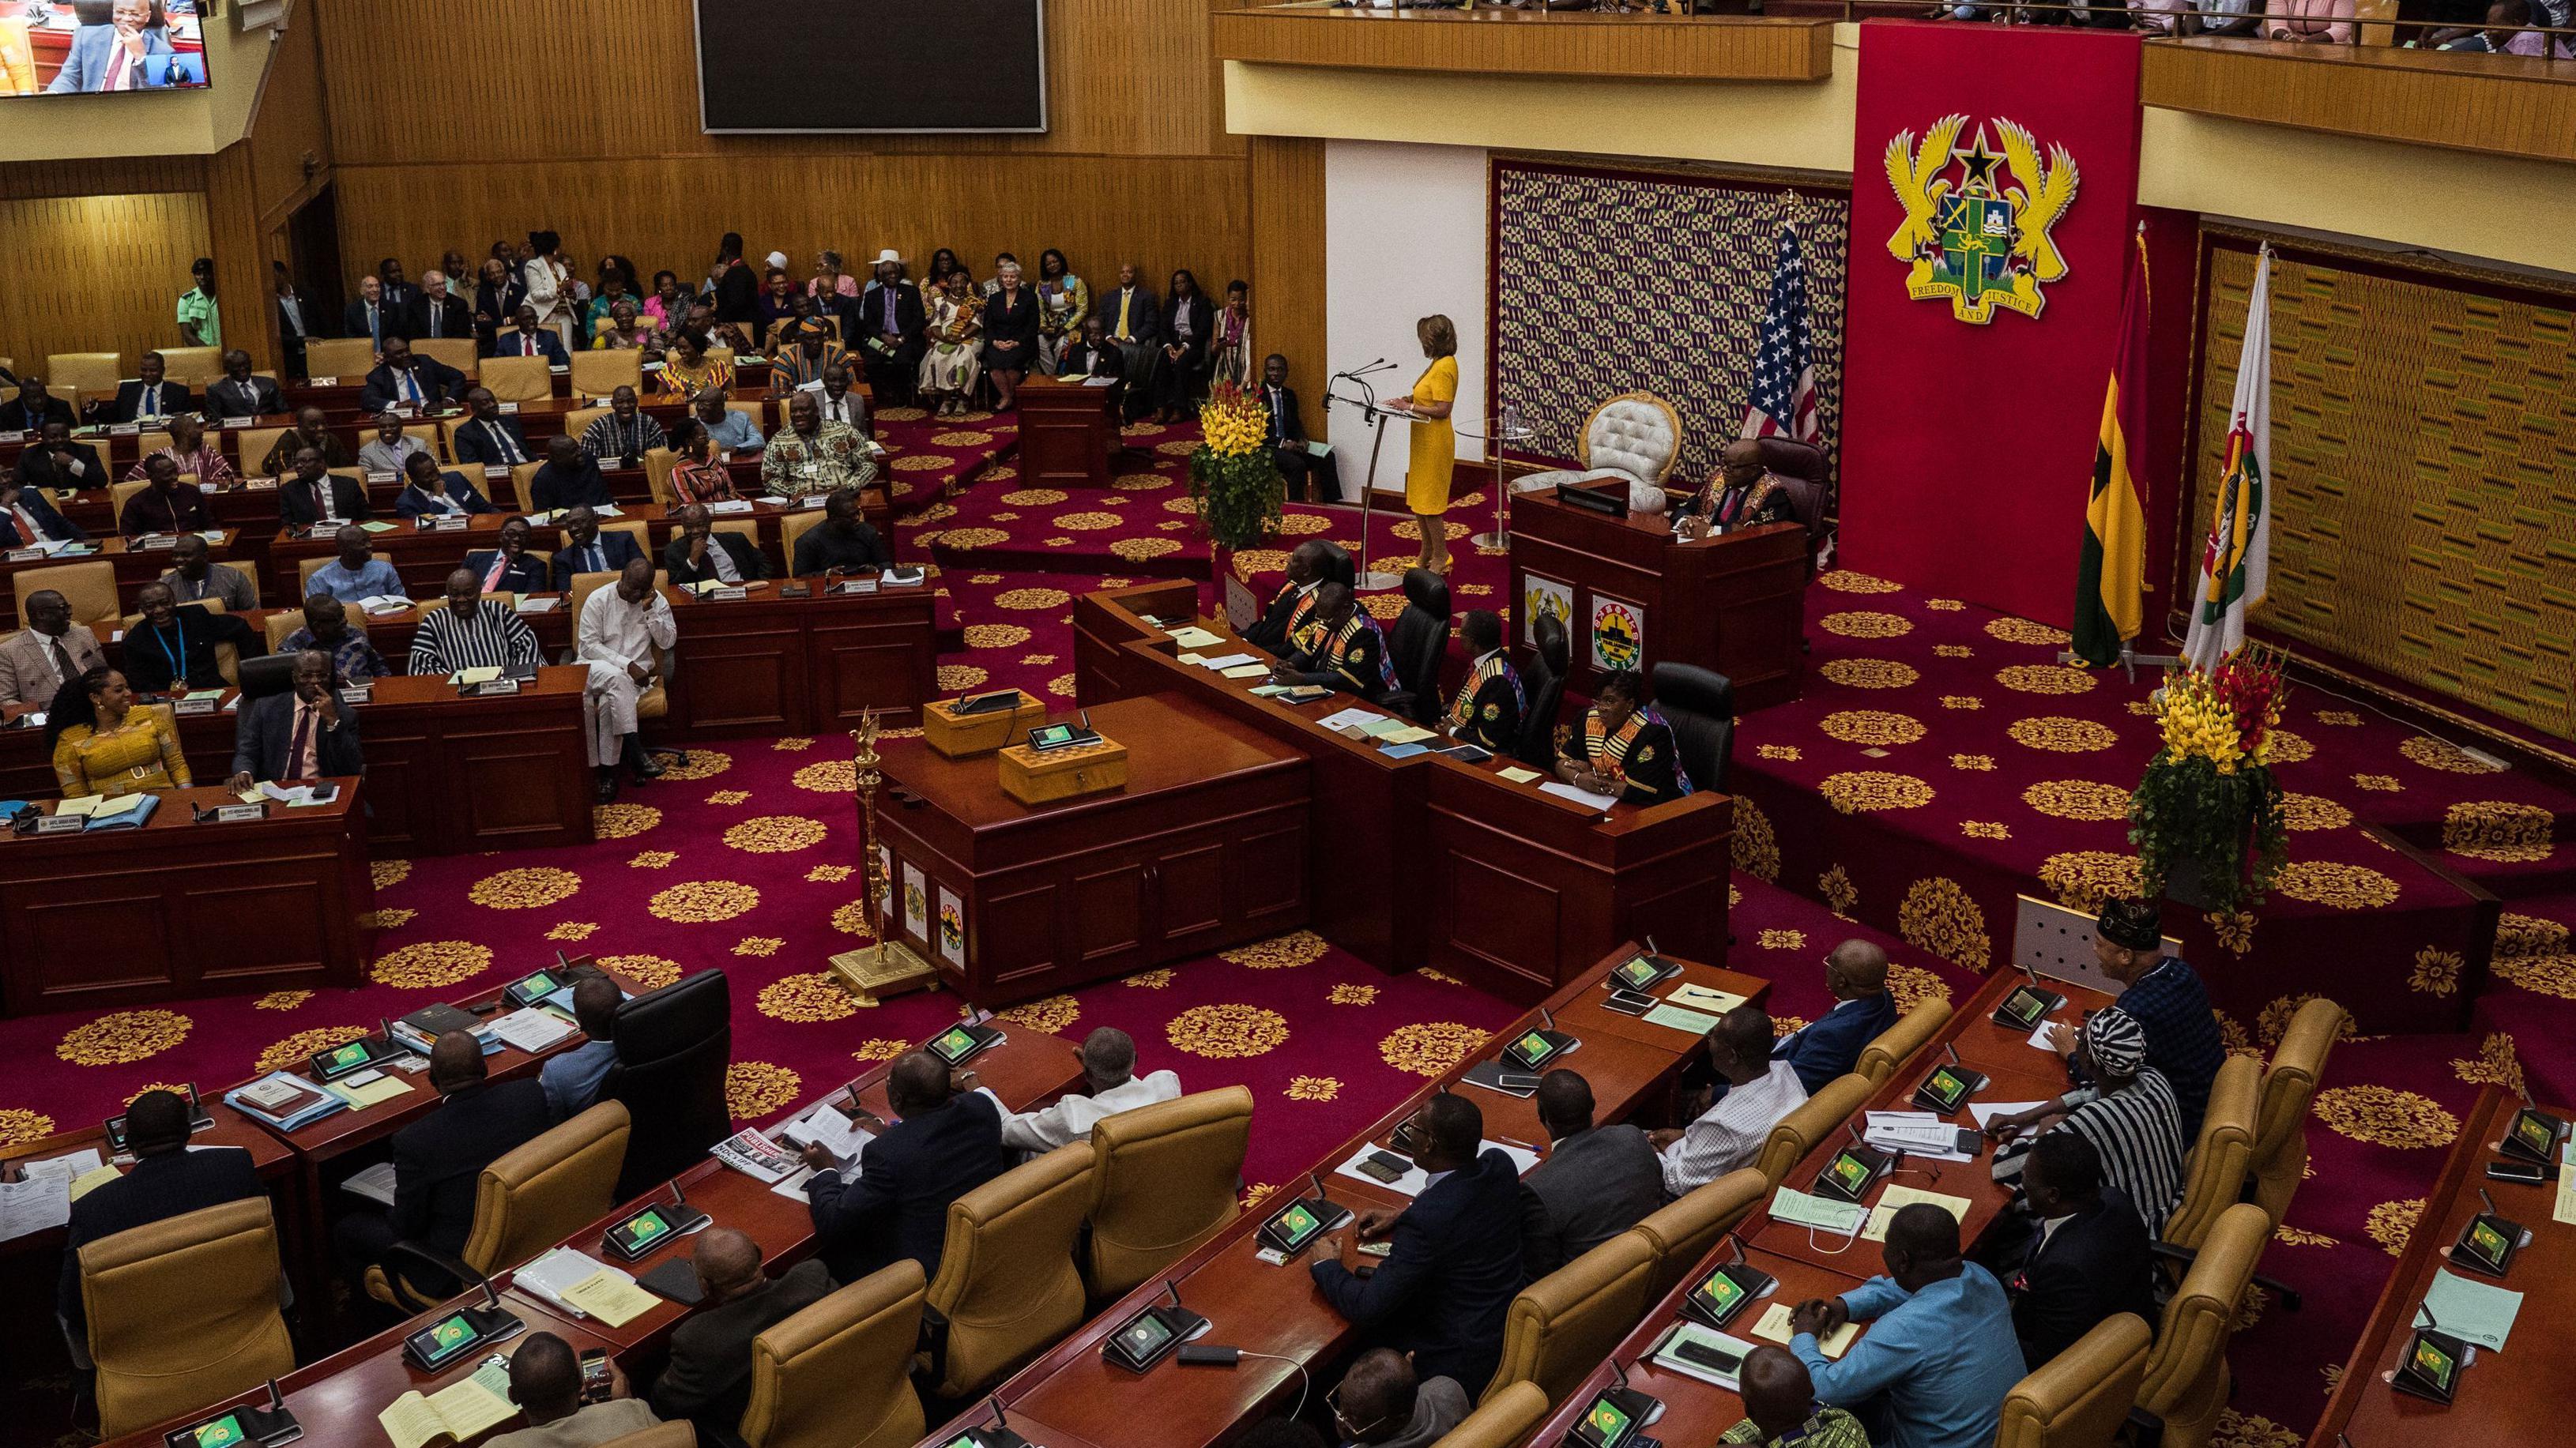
[1689,1266,1748,1321]
[2461,1216,2514,1271]
[1504,1030,1556,1068]
[1919,1066,1975,1112]
[1998,985,2053,1027]
[514,969,561,997]
[321,1040,375,1073]
[1268,1202,1324,1250]
[1825,1151,1874,1197]
[929,1025,981,1063]
[609,1206,676,1256]
[412,1311,479,1367]
[183,1413,247,1447]
[1026,724,1078,750]
[1612,955,1665,990]
[2512,1109,2559,1156]
[1114,1312,1175,1363]
[1573,1395,1636,1448]
[2410,1334,2458,1392]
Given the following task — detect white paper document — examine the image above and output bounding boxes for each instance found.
[1316,707,1382,733]
[491,1007,578,1054]
[1332,1139,1541,1198]
[1971,1101,2050,1129]
[514,1246,625,1318]
[1196,653,1257,670]
[0,1175,70,1242]
[1538,781,1621,812]
[341,1160,399,1206]
[778,1103,874,1173]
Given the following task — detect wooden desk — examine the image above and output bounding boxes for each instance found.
[1509,485,1808,710]
[2310,1085,2575,1447]
[875,693,1310,1002]
[0,1113,299,1260]
[1017,376,1117,490]
[0,529,243,630]
[1071,581,1733,1001]
[0,780,371,1015]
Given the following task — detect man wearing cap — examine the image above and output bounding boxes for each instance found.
[854,250,925,407]
[2053,897,2226,1137]
[1985,1006,2188,1234]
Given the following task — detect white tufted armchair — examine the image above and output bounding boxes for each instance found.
[1510,393,1685,513]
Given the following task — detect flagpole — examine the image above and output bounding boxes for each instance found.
[2062,220,2177,683]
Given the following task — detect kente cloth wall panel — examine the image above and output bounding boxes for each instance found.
[2194,239,2576,743]
[1493,160,1847,494]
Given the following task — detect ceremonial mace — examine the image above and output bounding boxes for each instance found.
[827,710,936,1002]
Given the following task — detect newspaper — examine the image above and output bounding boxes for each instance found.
[710,1128,801,1183]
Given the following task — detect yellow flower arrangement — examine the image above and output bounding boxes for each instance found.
[1187,382,1285,549]
[1199,386,1270,459]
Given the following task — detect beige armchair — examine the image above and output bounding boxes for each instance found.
[1509,393,1684,513]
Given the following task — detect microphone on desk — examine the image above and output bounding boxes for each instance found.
[2479,1187,2500,1217]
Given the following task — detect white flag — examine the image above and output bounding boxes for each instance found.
[2183,250,2273,672]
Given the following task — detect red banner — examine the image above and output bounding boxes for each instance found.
[1837,22,2143,628]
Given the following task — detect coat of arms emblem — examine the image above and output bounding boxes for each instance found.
[1885,115,2078,324]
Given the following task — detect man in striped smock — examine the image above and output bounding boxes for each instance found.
[1989,1007,2187,1236]
[1441,609,1523,754]
[407,568,544,678]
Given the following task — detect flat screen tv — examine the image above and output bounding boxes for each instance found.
[7,1,211,97]
[694,0,1044,134]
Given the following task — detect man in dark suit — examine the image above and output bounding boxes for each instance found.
[104,352,194,424]
[1100,262,1162,419]
[394,450,496,520]
[1,476,89,546]
[58,1089,265,1347]
[0,378,76,433]
[1312,1091,1523,1391]
[360,337,467,414]
[16,420,107,491]
[1256,353,1322,501]
[204,350,286,419]
[798,1050,1006,1285]
[336,1031,555,1302]
[550,506,646,589]
[529,435,612,512]
[464,517,552,595]
[401,270,475,344]
[1998,1130,2154,1367]
[273,262,315,378]
[854,252,928,406]
[453,388,536,469]
[119,454,211,537]
[1243,539,1328,652]
[488,303,571,363]
[228,649,363,788]
[376,258,421,317]
[663,504,770,585]
[1519,1070,1665,1280]
[343,275,393,355]
[1773,941,1899,1096]
[650,1228,834,1440]
[277,447,372,528]
[122,581,256,694]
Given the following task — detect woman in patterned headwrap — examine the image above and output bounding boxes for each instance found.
[1555,668,1690,805]
[1986,1006,2188,1234]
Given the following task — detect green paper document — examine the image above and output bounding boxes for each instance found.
[1862,1185,1972,1243]
[2415,1269,2522,1352]
[1496,766,1542,784]
[1769,1186,1868,1234]
[1356,716,1417,739]
[360,521,397,533]
[1642,1003,1722,1036]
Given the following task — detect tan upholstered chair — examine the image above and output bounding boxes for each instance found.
[1431,1381,1550,1448]
[2162,1055,2259,1254]
[740,1261,927,1448]
[480,355,553,404]
[597,1424,697,1448]
[2250,999,2344,1224]
[2135,1203,2269,1448]
[264,611,313,652]
[234,427,291,479]
[713,517,763,569]
[20,559,122,629]
[1756,1073,1874,1187]
[108,480,153,528]
[1085,1086,1252,1301]
[927,1141,1094,1398]
[412,337,479,379]
[570,349,643,400]
[81,1198,295,1439]
[601,518,651,554]
[642,446,678,507]
[1631,1167,1765,1301]
[156,346,224,386]
[46,351,122,408]
[1483,1230,1657,1408]
[1508,393,1684,513]
[1855,999,1953,1088]
[302,337,376,379]
[498,460,543,513]
[564,570,669,718]
[1995,1313,2152,1448]
[563,405,612,440]
[779,506,827,567]
[366,1103,630,1310]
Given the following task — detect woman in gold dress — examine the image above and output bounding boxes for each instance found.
[919,269,986,419]
[654,332,735,398]
[1383,314,1459,574]
[48,668,192,798]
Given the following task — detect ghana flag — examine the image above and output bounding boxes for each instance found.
[2071,228,2150,668]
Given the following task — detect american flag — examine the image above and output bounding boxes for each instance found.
[1740,222,1820,444]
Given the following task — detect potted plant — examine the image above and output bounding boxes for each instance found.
[1186,382,1285,586]
[2131,644,2291,915]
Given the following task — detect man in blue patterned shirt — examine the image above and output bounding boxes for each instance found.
[279,596,391,683]
[2043,897,2226,1138]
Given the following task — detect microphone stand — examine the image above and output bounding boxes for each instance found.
[1323,361,1405,592]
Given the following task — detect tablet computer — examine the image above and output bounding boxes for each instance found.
[503,968,569,1009]
[2499,1107,2568,1164]
[1257,1197,1349,1255]
[1568,1388,1650,1448]
[1501,1027,1572,1072]
[2392,1328,2467,1403]
[1609,952,1678,992]
[2451,1212,2521,1277]
[604,1205,686,1262]
[1678,1262,1771,1330]
[1912,1063,1987,1115]
[1992,983,2064,1031]
[403,1311,486,1372]
[310,1036,397,1082]
[1813,1145,1890,1204]
[927,1021,1001,1066]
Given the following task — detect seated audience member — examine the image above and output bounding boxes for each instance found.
[453,387,537,468]
[408,567,544,676]
[766,305,849,394]
[856,250,927,406]
[790,487,892,577]
[306,527,406,604]
[358,414,430,477]
[540,975,624,1119]
[1556,668,1691,805]
[663,503,769,585]
[1155,269,1215,423]
[2267,0,2357,39]
[260,406,351,474]
[1331,1346,1469,1448]
[665,419,740,505]
[486,1331,660,1448]
[982,257,1039,410]
[578,386,666,468]
[121,582,248,694]
[1267,581,1392,701]
[654,333,734,399]
[1033,247,1089,375]
[58,1089,262,1347]
[1102,263,1162,423]
[595,299,650,352]
[1993,1130,2153,1369]
[918,269,985,419]
[1676,440,1798,540]
[279,447,371,528]
[490,303,570,363]
[1989,1008,2187,1234]
[106,352,193,423]
[812,363,868,432]
[1311,1092,1522,1393]
[1772,941,1898,1096]
[1056,315,1127,419]
[17,419,104,491]
[0,375,76,432]
[529,434,612,512]
[47,667,190,795]
[755,264,799,350]
[1256,352,1318,501]
[160,532,258,611]
[119,452,212,536]
[688,386,766,456]
[476,257,529,345]
[2,472,88,546]
[125,412,235,490]
[1788,1204,2025,1448]
[1719,1347,1870,1448]
[1442,609,1523,753]
[205,350,286,419]
[1651,1006,1807,1197]
[396,450,495,519]
[228,649,362,788]
[1242,540,1328,651]
[464,517,552,596]
[0,590,107,707]
[1520,1069,1665,1278]
[799,1050,1006,1284]
[995,1026,1181,1156]
[405,269,474,343]
[360,337,467,414]
[281,594,391,681]
[762,392,876,497]
[335,1031,555,1302]
[578,557,676,801]
[344,274,393,353]
[2053,897,2224,1137]
[550,506,646,587]
[650,1228,833,1440]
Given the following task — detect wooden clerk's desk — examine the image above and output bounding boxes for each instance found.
[1508,482,1808,710]
[1016,375,1118,489]
[1073,580,1731,1002]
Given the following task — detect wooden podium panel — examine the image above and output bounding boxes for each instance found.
[356,668,593,856]
[1016,375,1117,489]
[1509,484,1808,711]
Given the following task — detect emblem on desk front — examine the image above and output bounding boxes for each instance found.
[1884,115,2077,324]
[1589,598,1644,673]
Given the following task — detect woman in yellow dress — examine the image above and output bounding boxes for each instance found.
[654,332,736,398]
[47,668,192,798]
[1384,314,1459,574]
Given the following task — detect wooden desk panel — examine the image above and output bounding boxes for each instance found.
[1017,376,1116,490]
[347,667,593,856]
[1211,6,1839,83]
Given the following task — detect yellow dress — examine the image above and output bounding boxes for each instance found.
[1404,355,1459,516]
[53,713,192,797]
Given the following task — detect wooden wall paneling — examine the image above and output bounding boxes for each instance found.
[1248,135,1325,396]
[2142,39,2576,166]
[205,142,284,378]
[0,190,213,381]
[247,2,332,224]
[0,157,202,203]
[1211,8,1837,82]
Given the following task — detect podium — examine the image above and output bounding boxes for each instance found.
[1508,479,1809,711]
[1017,375,1118,489]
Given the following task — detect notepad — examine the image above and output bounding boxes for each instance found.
[1642,1003,1722,1036]
[1861,1185,1972,1243]
[1316,707,1381,732]
[1664,982,1746,1014]
[1221,664,1270,679]
[452,666,502,686]
[1168,626,1224,649]
[562,1268,661,1327]
[377,1359,517,1448]
[86,792,151,822]
[1496,766,1542,784]
[1379,726,1436,744]
[1751,1302,1860,1358]
[326,1074,415,1110]
[67,1164,124,1203]
[1198,652,1258,670]
[2415,1269,2523,1352]
[1356,716,1418,739]
[54,794,106,818]
[1768,1186,1869,1234]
